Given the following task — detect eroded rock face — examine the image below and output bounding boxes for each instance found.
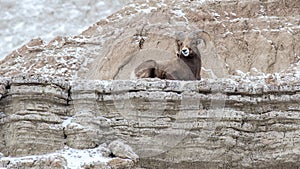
[71,74,300,168]
[0,75,139,168]
[1,73,299,168]
[0,0,300,168]
[0,0,298,80]
[0,75,70,157]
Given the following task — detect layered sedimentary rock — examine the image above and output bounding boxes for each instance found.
[1,73,299,168]
[0,0,298,80]
[0,76,138,168]
[0,0,299,168]
[0,75,70,157]
[70,74,300,168]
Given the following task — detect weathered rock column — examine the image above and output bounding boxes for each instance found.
[65,80,114,149]
[0,77,9,154]
[0,75,70,156]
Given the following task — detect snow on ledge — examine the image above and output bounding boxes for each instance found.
[0,145,111,168]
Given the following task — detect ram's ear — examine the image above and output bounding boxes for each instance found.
[175,39,182,48]
[174,39,181,56]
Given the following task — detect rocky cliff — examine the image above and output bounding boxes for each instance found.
[0,0,300,168]
[0,0,299,79]
[0,73,300,168]
[0,75,139,168]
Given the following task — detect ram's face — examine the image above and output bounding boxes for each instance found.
[177,36,191,57]
[176,35,202,58]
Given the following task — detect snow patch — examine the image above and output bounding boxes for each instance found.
[1,146,111,169]
[139,6,157,14]
[62,117,73,127]
[61,146,110,168]
[212,12,220,18]
[259,3,266,16]
[223,31,233,37]
[171,9,189,24]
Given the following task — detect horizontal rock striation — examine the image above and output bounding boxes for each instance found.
[0,0,298,80]
[0,75,70,157]
[71,76,300,168]
[1,74,299,168]
[0,0,299,168]
[0,76,139,168]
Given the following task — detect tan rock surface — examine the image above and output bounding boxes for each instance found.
[0,75,69,157]
[0,0,300,168]
[0,70,300,168]
[0,0,298,80]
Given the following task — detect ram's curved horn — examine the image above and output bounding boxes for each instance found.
[194,30,211,47]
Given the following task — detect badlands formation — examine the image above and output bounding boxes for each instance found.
[0,0,299,168]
